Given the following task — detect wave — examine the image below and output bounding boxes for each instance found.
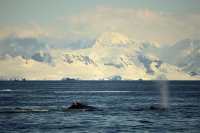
[54,91,133,93]
[0,89,12,92]
[0,107,49,113]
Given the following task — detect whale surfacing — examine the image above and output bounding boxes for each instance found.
[149,104,168,111]
[64,101,97,111]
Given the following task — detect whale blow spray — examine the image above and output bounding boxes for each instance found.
[157,75,169,109]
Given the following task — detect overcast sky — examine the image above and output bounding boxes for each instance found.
[0,0,200,44]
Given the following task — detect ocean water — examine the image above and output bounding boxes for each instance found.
[0,81,199,133]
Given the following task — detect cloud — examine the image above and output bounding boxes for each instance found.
[0,23,49,39]
[64,6,200,44]
[1,6,200,45]
[0,34,49,58]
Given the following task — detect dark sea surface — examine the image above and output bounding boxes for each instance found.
[0,81,199,133]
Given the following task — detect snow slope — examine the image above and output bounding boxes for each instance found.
[0,32,198,80]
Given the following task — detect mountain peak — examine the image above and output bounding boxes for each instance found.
[94,32,131,48]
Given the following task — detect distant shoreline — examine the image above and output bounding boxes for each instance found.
[0,80,199,82]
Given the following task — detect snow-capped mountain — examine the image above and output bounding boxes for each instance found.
[0,32,198,80]
[157,39,200,77]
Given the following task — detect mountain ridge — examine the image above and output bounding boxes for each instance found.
[0,32,199,80]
